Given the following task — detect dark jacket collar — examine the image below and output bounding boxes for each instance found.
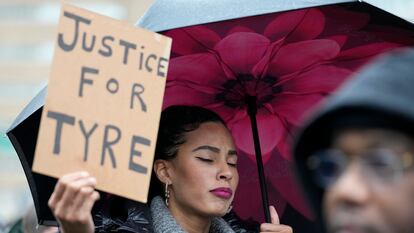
[95,196,258,233]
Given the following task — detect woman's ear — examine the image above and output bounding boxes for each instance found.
[154,159,172,184]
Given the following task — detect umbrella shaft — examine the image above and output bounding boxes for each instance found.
[246,96,271,223]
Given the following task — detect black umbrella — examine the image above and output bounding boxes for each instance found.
[6,88,114,225]
[6,88,57,225]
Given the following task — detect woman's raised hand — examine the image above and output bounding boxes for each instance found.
[260,206,293,233]
[48,171,100,233]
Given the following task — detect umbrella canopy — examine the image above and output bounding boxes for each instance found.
[6,87,111,226]
[6,87,56,225]
[136,0,414,31]
[136,0,414,229]
[7,0,414,231]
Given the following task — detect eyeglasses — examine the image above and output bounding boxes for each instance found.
[307,148,414,188]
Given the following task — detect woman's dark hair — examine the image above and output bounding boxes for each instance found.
[148,105,226,200]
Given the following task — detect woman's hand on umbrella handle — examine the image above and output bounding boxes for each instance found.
[48,171,100,233]
[260,205,293,233]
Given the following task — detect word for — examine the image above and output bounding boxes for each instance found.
[79,66,147,111]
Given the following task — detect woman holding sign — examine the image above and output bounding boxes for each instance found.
[48,106,293,233]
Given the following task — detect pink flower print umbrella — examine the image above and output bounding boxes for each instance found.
[149,4,414,226]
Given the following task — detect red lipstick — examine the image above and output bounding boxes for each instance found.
[210,187,233,199]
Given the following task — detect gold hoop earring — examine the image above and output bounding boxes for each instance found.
[165,182,170,206]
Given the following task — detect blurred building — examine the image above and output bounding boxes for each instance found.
[0,0,154,231]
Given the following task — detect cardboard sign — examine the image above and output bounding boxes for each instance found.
[33,4,171,203]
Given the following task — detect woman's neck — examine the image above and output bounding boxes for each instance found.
[168,199,212,233]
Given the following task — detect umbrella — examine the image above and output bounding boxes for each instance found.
[136,0,414,228]
[7,0,414,230]
[6,87,56,225]
[6,87,113,226]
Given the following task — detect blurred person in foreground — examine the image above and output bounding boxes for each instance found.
[293,48,414,233]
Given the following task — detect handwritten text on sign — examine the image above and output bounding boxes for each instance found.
[33,4,172,203]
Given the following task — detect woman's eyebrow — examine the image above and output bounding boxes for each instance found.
[192,146,238,156]
[228,150,237,156]
[192,145,220,153]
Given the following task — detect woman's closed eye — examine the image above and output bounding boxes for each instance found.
[196,157,214,163]
[196,156,237,167]
[227,162,237,167]
[227,158,238,167]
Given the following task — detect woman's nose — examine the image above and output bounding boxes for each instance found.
[217,161,233,180]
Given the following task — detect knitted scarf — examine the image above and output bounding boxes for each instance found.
[150,196,235,233]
